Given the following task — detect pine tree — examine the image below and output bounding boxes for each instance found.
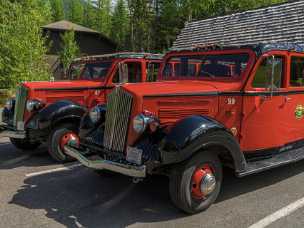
[96,0,112,36]
[84,0,97,28]
[111,0,129,50]
[50,0,64,21]
[68,0,84,24]
[59,30,80,72]
[128,0,154,51]
[156,0,181,51]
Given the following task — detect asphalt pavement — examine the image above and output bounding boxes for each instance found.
[1,137,304,228]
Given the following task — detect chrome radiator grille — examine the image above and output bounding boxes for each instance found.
[103,87,133,152]
[13,85,28,130]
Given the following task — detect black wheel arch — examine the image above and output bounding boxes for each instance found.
[159,115,247,173]
[26,100,87,132]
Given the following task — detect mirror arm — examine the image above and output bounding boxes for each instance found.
[270,55,275,98]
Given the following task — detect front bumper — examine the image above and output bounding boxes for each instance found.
[0,124,26,139]
[64,145,146,178]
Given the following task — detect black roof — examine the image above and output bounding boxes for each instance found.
[170,43,304,56]
[72,52,163,64]
[173,1,304,50]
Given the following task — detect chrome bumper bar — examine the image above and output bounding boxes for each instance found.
[64,145,146,178]
[0,124,26,139]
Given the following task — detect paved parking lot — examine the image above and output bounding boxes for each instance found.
[1,137,304,228]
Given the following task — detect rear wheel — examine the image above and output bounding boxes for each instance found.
[10,138,41,151]
[169,151,222,214]
[48,124,79,163]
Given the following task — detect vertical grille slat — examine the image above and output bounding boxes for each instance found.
[13,85,27,130]
[103,87,133,153]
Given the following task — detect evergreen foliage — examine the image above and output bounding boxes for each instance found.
[59,30,80,72]
[0,0,288,89]
[47,0,287,52]
[0,0,51,88]
[50,0,65,21]
[111,0,129,50]
[68,0,84,24]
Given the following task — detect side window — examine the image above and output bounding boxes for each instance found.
[128,62,142,83]
[290,56,304,87]
[112,70,119,83]
[112,62,142,83]
[67,64,85,80]
[146,62,160,82]
[252,56,284,89]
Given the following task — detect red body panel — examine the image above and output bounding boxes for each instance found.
[124,49,304,154]
[240,50,301,152]
[22,57,161,123]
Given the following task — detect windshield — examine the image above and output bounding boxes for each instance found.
[68,61,112,81]
[161,53,250,81]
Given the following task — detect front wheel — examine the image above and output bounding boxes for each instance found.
[48,124,79,163]
[10,138,41,151]
[169,151,222,214]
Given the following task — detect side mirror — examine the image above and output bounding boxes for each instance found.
[118,63,128,83]
[50,76,55,82]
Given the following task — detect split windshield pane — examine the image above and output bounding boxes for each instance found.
[162,53,250,80]
[68,62,112,81]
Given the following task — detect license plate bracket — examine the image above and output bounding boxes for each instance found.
[126,146,143,165]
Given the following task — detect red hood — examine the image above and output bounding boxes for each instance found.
[122,80,242,96]
[22,80,105,90]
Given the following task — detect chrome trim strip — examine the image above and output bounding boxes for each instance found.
[64,145,146,178]
[13,85,27,129]
[103,88,133,153]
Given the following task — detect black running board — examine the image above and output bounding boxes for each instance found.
[237,146,304,177]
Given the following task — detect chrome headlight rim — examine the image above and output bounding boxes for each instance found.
[26,99,43,112]
[133,113,155,134]
[89,106,102,124]
[5,98,14,110]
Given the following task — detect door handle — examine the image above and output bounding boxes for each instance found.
[259,95,271,101]
[285,96,292,102]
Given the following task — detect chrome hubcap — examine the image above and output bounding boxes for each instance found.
[200,173,216,196]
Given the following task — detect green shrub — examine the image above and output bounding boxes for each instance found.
[0,0,51,89]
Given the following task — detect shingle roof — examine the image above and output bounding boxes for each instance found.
[42,20,99,34]
[172,1,304,50]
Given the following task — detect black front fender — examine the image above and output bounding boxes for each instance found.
[160,115,246,172]
[27,100,87,130]
[79,104,106,138]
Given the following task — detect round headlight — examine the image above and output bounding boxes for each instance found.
[26,100,42,112]
[133,114,149,134]
[89,106,101,123]
[5,99,13,110]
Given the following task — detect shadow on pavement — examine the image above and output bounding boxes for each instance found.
[10,159,304,228]
[0,140,60,169]
[11,168,182,228]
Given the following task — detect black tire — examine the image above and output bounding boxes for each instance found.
[169,151,222,214]
[10,138,41,151]
[48,124,78,163]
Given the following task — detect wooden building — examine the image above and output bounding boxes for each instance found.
[173,1,304,50]
[42,20,117,79]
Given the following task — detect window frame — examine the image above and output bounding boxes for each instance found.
[161,52,252,81]
[245,51,288,92]
[111,60,144,84]
[288,53,304,89]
